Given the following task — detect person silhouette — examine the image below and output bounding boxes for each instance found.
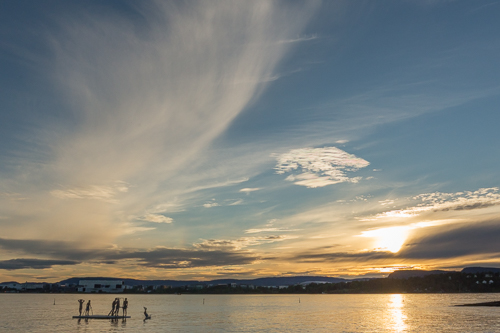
[122,298,128,316]
[78,299,85,316]
[115,298,120,316]
[84,300,92,316]
[143,307,151,321]
[108,298,117,316]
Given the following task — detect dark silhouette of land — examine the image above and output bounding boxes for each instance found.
[455,301,500,307]
[2,267,500,294]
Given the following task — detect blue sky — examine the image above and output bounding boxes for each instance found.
[1,0,500,281]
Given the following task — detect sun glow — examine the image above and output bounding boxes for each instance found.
[360,226,410,253]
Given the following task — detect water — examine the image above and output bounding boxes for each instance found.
[1,293,499,332]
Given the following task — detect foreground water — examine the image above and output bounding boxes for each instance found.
[1,293,499,332]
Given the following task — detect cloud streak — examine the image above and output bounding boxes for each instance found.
[50,182,128,202]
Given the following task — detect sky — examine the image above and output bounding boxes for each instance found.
[1,0,500,282]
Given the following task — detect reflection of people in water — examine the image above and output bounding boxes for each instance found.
[123,298,128,316]
[78,299,85,316]
[143,307,151,321]
[84,300,92,316]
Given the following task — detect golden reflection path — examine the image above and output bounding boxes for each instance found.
[386,294,407,332]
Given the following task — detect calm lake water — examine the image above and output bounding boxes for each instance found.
[1,293,499,332]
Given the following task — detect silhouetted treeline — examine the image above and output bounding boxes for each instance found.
[119,271,500,294]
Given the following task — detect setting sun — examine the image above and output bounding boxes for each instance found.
[360,226,410,253]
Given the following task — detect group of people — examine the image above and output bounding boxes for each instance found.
[77,298,129,317]
[77,299,92,316]
[76,298,151,320]
[108,297,128,316]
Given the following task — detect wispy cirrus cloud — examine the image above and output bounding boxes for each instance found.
[274,147,370,188]
[50,182,128,202]
[0,0,318,248]
[278,34,318,44]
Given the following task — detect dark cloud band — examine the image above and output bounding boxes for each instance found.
[0,237,259,270]
[0,258,79,270]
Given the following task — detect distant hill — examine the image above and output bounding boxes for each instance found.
[461,267,500,274]
[388,270,451,279]
[388,266,500,279]
[58,276,347,287]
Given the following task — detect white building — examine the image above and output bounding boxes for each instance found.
[23,283,45,291]
[78,280,125,293]
[0,282,22,290]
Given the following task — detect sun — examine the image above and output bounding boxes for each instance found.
[360,226,410,253]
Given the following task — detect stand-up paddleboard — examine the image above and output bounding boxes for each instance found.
[72,315,131,319]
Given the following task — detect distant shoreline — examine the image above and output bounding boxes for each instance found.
[3,268,500,294]
[455,301,500,307]
[3,291,500,295]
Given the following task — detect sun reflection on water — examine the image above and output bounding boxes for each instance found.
[387,294,407,332]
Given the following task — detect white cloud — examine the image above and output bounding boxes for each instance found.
[239,188,261,193]
[274,147,370,188]
[203,202,220,208]
[142,214,173,224]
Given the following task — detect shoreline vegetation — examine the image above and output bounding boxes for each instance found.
[2,269,500,295]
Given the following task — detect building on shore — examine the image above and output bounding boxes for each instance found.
[78,280,126,293]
